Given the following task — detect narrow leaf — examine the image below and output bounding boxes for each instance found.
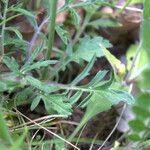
[69,91,83,105]
[70,8,80,26]
[5,27,23,39]
[22,60,58,73]
[71,55,96,85]
[55,25,69,45]
[85,70,108,87]
[3,56,21,75]
[26,76,59,93]
[30,96,41,111]
[100,44,126,80]
[0,110,13,145]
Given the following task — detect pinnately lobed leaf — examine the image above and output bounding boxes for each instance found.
[74,36,112,62]
[42,94,72,116]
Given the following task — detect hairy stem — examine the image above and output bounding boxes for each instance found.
[46,0,58,60]
[0,0,8,57]
[42,0,58,79]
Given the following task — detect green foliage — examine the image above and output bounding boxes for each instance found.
[100,44,126,81]
[88,18,121,29]
[128,93,150,142]
[0,0,136,148]
[0,110,13,145]
[42,94,72,116]
[74,36,112,62]
[128,1,150,149]
[55,25,70,45]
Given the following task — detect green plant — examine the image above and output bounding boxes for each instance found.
[0,0,136,149]
[127,0,150,149]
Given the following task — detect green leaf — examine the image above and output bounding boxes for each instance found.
[128,133,141,141]
[0,80,21,92]
[3,56,21,75]
[100,44,126,81]
[78,93,92,108]
[74,36,112,62]
[88,18,121,29]
[85,70,108,87]
[21,60,58,73]
[12,87,33,107]
[84,92,112,120]
[94,72,114,89]
[9,129,27,150]
[141,20,150,58]
[0,81,7,92]
[132,106,150,120]
[23,33,46,66]
[69,93,112,140]
[26,76,59,93]
[55,25,69,45]
[101,89,135,105]
[143,0,150,20]
[129,119,146,132]
[130,0,143,4]
[135,93,150,111]
[126,44,148,79]
[71,55,96,85]
[5,27,23,39]
[10,8,35,18]
[142,0,150,58]
[54,138,66,150]
[70,8,80,26]
[4,36,27,49]
[69,91,83,105]
[30,96,41,111]
[42,94,72,116]
[0,110,13,145]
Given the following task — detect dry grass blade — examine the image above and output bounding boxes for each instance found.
[13,108,80,150]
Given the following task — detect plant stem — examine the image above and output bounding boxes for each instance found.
[47,0,57,60]
[0,0,8,57]
[72,13,92,45]
[42,0,58,79]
